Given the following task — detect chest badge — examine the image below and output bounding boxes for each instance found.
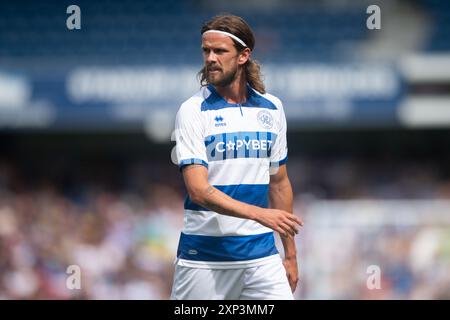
[257,110,273,129]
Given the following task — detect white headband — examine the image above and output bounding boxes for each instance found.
[202,29,248,48]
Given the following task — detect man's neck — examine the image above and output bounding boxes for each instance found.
[214,74,247,104]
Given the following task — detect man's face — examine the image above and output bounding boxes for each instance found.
[201,32,242,87]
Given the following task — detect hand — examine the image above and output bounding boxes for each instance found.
[283,256,299,293]
[254,208,304,237]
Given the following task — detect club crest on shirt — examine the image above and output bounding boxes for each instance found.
[257,110,273,129]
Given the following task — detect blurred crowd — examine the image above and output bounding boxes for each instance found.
[0,154,450,299]
[297,206,450,299]
[0,157,185,299]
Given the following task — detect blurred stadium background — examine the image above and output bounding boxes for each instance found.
[1,0,450,299]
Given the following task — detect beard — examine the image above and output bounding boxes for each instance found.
[205,64,238,87]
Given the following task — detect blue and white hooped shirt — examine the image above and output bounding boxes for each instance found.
[174,84,288,269]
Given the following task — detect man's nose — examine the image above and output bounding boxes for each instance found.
[205,51,217,64]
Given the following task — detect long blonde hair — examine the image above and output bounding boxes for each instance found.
[198,14,266,94]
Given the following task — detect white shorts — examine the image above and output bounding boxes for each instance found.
[170,255,294,300]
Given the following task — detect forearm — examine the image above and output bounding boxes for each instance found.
[192,184,260,221]
[183,165,260,221]
[269,177,297,259]
[183,165,301,237]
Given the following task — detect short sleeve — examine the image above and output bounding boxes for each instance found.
[270,101,288,168]
[174,103,208,170]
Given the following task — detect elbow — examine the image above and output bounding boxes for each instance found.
[188,188,206,206]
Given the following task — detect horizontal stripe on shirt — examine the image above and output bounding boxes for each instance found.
[182,209,273,236]
[184,184,269,211]
[177,231,278,261]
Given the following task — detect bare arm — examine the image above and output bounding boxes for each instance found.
[182,164,303,237]
[269,165,297,258]
[269,164,301,292]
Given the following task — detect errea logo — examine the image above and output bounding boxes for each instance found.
[214,115,226,127]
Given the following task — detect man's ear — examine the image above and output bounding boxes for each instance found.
[237,48,251,65]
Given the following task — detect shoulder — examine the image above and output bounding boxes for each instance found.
[260,92,284,110]
[177,86,212,115]
[249,87,284,111]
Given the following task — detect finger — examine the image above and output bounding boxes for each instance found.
[288,214,304,227]
[277,223,289,237]
[276,225,288,237]
[280,222,296,237]
[281,217,299,235]
[287,277,295,292]
[283,215,298,233]
[290,278,298,292]
[283,223,295,237]
[295,216,304,226]
[283,218,299,234]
